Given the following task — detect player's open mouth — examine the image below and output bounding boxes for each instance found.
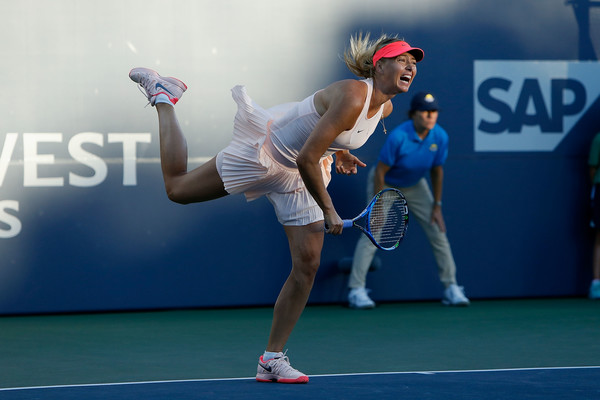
[400,74,412,83]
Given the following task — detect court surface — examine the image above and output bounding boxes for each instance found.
[1,298,598,398]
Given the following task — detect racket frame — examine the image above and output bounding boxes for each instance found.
[343,188,408,250]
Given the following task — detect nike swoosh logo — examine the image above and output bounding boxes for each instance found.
[357,130,364,133]
[155,83,174,96]
[259,362,272,372]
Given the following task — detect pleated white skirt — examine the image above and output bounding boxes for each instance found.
[216,85,331,226]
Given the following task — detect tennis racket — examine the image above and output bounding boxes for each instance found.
[343,188,409,250]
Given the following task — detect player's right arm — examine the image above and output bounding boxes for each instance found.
[296,80,366,234]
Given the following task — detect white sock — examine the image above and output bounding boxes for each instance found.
[154,93,173,106]
[262,351,280,361]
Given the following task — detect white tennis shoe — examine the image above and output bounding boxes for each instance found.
[442,284,470,306]
[348,287,375,309]
[256,351,309,383]
[129,67,187,106]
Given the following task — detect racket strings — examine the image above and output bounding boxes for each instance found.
[368,192,407,248]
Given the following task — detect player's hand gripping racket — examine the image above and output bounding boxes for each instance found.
[343,188,409,250]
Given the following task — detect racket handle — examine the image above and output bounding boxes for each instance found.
[324,220,354,231]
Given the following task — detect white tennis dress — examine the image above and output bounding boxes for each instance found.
[216,79,384,226]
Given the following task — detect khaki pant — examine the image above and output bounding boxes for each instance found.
[348,167,457,289]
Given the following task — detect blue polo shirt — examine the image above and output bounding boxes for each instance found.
[378,120,449,187]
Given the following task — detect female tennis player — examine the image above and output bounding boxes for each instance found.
[129,32,423,384]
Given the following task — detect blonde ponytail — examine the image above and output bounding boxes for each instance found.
[343,32,402,78]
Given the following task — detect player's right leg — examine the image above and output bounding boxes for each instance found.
[156,105,228,203]
[129,67,187,106]
[129,68,228,204]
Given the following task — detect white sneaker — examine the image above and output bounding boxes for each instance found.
[256,351,309,383]
[442,284,470,306]
[348,287,375,309]
[129,67,187,106]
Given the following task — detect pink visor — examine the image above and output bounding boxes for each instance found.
[372,41,424,66]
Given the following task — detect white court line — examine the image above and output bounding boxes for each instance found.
[1,365,598,392]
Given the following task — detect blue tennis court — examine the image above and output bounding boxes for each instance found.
[1,299,598,399]
[1,367,598,399]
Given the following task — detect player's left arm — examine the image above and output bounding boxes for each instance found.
[335,150,366,175]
